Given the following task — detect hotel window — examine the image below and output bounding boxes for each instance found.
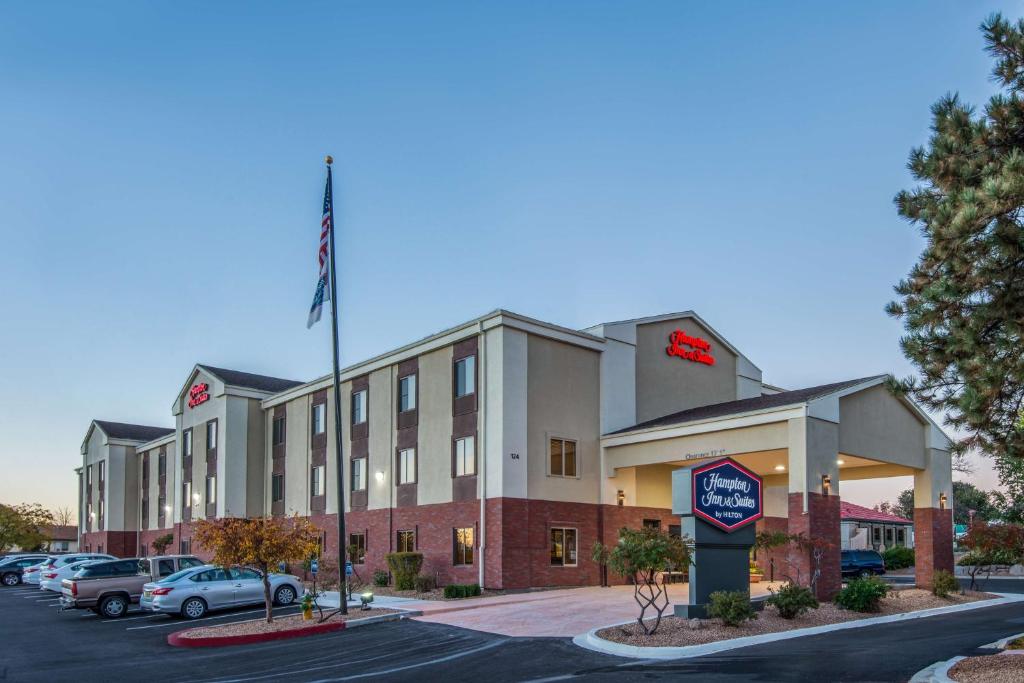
[398,448,416,485]
[453,527,474,565]
[98,499,104,530]
[454,436,475,477]
[271,474,284,502]
[351,458,366,491]
[397,529,415,552]
[399,374,416,412]
[550,528,578,567]
[183,481,192,507]
[311,465,325,497]
[180,539,191,555]
[272,416,286,445]
[549,438,577,478]
[206,421,217,450]
[349,532,366,564]
[352,390,367,425]
[158,453,166,476]
[86,465,92,486]
[643,519,661,530]
[158,495,165,514]
[455,356,476,397]
[312,403,326,435]
[86,502,92,530]
[183,429,193,458]
[98,460,105,483]
[206,475,216,504]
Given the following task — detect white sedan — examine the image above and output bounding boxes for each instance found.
[39,559,103,592]
[25,554,114,586]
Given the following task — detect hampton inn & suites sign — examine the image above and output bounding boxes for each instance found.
[665,329,715,366]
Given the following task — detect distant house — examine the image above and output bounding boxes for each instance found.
[840,501,913,551]
[46,525,79,553]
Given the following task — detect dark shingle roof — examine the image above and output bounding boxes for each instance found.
[94,420,175,442]
[608,375,886,435]
[199,365,304,393]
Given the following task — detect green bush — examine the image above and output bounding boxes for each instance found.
[443,583,482,599]
[413,574,436,592]
[765,583,818,619]
[932,570,959,598]
[957,549,1019,566]
[835,576,889,612]
[385,552,423,590]
[707,590,756,626]
[372,569,389,587]
[882,546,915,570]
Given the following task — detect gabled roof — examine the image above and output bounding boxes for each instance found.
[197,365,304,394]
[840,500,912,525]
[94,420,174,442]
[47,525,78,541]
[608,376,886,435]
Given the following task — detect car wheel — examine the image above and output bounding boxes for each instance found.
[274,585,296,606]
[181,597,207,620]
[1,573,20,586]
[99,595,128,619]
[859,569,873,578]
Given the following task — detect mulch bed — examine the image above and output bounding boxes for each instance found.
[596,589,993,648]
[177,608,398,639]
[950,655,1024,682]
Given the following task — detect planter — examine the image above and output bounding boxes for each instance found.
[749,574,763,584]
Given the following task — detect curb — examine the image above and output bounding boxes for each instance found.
[908,656,964,683]
[167,610,419,648]
[573,593,1024,660]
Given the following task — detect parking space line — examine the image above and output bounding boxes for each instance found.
[125,606,299,630]
[102,613,169,623]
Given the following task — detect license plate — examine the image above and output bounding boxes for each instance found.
[144,590,152,598]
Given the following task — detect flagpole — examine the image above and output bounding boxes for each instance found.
[325,155,348,615]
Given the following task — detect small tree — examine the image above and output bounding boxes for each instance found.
[592,526,692,635]
[52,506,75,527]
[0,503,54,553]
[151,533,174,555]
[193,516,321,623]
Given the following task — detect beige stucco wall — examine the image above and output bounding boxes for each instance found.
[634,464,678,508]
[838,385,927,469]
[367,367,394,511]
[634,316,739,423]
[526,335,601,504]
[283,396,310,515]
[417,346,455,506]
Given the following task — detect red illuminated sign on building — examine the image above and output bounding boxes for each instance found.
[666,329,716,366]
[188,382,210,409]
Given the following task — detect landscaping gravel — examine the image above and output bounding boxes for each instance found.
[950,655,1024,683]
[596,589,993,647]
[178,608,398,639]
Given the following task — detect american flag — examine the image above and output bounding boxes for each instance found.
[307,168,332,328]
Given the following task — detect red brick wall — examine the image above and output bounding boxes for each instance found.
[79,531,138,558]
[754,516,789,580]
[787,492,841,599]
[138,528,177,557]
[914,507,954,589]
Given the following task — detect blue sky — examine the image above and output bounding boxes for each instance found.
[0,1,1013,511]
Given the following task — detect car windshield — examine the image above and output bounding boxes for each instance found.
[159,567,199,584]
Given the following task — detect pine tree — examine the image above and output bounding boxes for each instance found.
[889,13,1024,462]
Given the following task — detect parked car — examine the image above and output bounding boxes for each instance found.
[19,558,56,586]
[841,549,886,577]
[140,565,301,619]
[0,555,49,586]
[32,553,115,589]
[60,555,204,618]
[39,559,104,592]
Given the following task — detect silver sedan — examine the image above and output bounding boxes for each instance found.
[139,565,301,619]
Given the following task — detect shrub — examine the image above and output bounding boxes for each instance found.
[765,583,818,619]
[152,533,175,555]
[957,548,1018,566]
[882,546,915,570]
[385,552,423,590]
[413,574,436,592]
[932,570,959,598]
[372,569,390,587]
[707,590,756,626]
[834,576,889,612]
[443,583,482,599]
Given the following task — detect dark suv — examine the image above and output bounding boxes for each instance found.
[841,549,886,578]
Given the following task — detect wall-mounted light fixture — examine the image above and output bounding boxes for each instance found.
[616,490,625,507]
[375,470,385,484]
[774,465,786,472]
[821,474,832,495]
[836,459,845,466]
[939,492,948,510]
[163,505,172,513]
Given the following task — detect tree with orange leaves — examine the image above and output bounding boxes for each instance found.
[193,515,321,623]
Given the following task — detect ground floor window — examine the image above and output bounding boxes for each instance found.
[397,529,415,552]
[550,527,577,566]
[349,532,366,564]
[453,527,474,565]
[140,544,148,557]
[97,544,104,554]
[180,538,191,555]
[668,524,681,538]
[643,519,661,529]
[897,528,906,546]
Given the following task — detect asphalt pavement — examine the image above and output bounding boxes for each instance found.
[3,580,1024,682]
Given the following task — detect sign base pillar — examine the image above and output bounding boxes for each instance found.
[674,518,755,619]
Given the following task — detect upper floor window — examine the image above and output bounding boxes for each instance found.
[454,436,475,477]
[352,390,367,425]
[399,375,416,412]
[206,421,217,450]
[206,475,217,504]
[549,438,577,478]
[98,461,105,483]
[311,465,325,497]
[455,356,476,397]
[183,429,193,458]
[271,474,284,502]
[272,416,285,446]
[86,465,92,486]
[183,481,192,507]
[312,403,326,435]
[158,453,166,476]
[351,458,366,492]
[398,448,416,485]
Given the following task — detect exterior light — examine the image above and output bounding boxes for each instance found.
[192,493,201,503]
[89,512,96,519]
[616,490,625,506]
[821,474,831,495]
[375,470,385,483]
[774,465,786,472]
[164,505,172,513]
[939,492,948,510]
[360,591,374,611]
[836,459,845,466]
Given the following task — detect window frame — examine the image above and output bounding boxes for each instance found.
[311,465,325,497]
[349,532,366,564]
[206,420,217,451]
[398,374,417,413]
[271,474,284,503]
[351,458,367,492]
[272,416,286,446]
[453,527,474,566]
[312,402,326,435]
[454,355,476,398]
[397,529,415,553]
[205,475,216,505]
[398,448,416,485]
[454,435,476,477]
[351,389,367,426]
[548,437,579,478]
[550,527,578,567]
[183,429,193,458]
